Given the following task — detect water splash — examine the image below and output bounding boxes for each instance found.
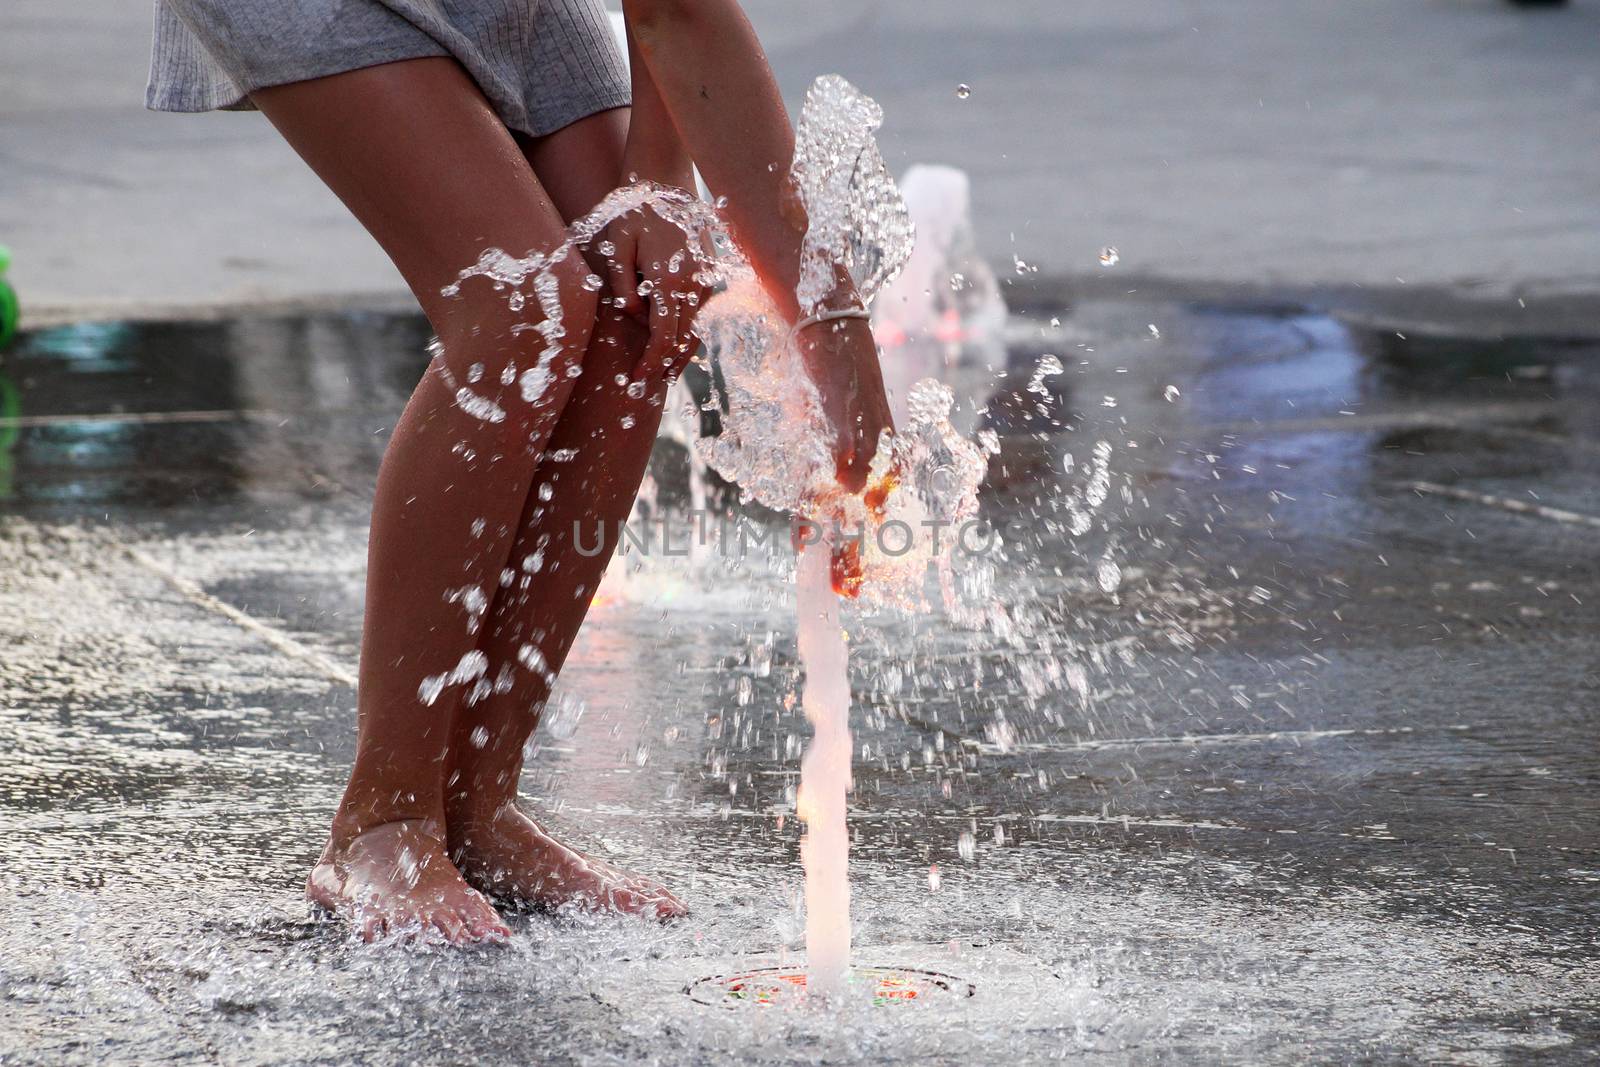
[440,75,1010,997]
[692,76,1000,995]
[794,540,852,995]
[790,75,915,316]
[442,182,730,410]
[873,164,1007,438]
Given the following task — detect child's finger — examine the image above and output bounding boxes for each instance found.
[664,309,698,383]
[633,291,680,383]
[605,232,641,317]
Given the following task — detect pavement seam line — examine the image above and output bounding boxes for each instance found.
[118,540,359,688]
[1404,481,1600,529]
[0,408,286,430]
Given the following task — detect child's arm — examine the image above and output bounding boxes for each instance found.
[621,0,894,492]
[604,23,702,378]
[621,0,809,320]
[618,23,694,198]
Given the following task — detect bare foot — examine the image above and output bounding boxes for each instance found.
[448,805,688,922]
[307,819,511,944]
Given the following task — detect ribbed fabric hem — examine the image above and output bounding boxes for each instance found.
[145,0,632,137]
[525,85,632,137]
[147,40,451,114]
[521,0,631,135]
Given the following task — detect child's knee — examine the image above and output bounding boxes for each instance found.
[548,258,602,368]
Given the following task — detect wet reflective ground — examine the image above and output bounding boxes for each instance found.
[2,301,1597,1063]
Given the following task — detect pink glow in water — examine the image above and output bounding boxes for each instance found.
[794,539,853,996]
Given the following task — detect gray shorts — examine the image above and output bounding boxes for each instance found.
[147,0,631,138]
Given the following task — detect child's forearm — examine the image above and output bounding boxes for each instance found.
[621,0,830,323]
[620,24,694,189]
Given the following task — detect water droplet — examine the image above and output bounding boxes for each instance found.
[993,824,1006,846]
[1164,384,1181,402]
[1028,354,1064,395]
[418,673,446,707]
[620,414,637,430]
[626,380,647,400]
[1098,246,1120,267]
[1147,323,1161,339]
[582,273,604,291]
[469,725,490,749]
[928,864,942,893]
[736,676,754,706]
[957,831,977,862]
[507,291,525,312]
[395,846,420,888]
[597,240,617,257]
[955,83,971,99]
[1012,255,1037,275]
[544,693,585,740]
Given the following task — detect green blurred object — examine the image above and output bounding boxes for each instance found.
[0,244,19,349]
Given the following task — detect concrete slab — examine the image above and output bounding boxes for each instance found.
[3,1,1599,322]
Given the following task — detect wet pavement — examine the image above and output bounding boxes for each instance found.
[2,298,1598,1064]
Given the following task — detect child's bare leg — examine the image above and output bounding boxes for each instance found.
[441,111,690,919]
[252,58,601,942]
[443,303,686,918]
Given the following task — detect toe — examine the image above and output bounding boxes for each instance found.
[637,886,688,921]
[387,908,426,943]
[464,907,510,944]
[467,904,511,943]
[430,907,468,944]
[601,884,644,915]
[617,876,687,921]
[462,887,509,931]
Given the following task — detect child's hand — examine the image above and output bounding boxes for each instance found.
[599,201,711,384]
[792,310,896,494]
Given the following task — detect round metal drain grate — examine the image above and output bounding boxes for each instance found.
[687,965,975,1008]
